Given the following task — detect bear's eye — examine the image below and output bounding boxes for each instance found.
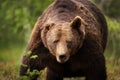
[66,41,72,49]
[53,40,59,43]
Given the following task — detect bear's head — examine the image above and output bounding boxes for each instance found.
[41,16,85,63]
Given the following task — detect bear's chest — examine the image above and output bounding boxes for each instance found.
[47,56,85,77]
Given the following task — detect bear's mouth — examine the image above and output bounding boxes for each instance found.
[56,54,70,63]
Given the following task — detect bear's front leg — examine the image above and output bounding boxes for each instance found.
[85,70,107,80]
[20,53,45,80]
[46,68,63,80]
[85,59,107,80]
[20,55,29,76]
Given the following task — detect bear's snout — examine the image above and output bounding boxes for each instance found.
[59,54,67,62]
[56,53,70,63]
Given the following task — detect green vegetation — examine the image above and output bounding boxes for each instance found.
[0,0,120,80]
[93,0,120,18]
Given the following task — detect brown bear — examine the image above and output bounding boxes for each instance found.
[20,0,108,80]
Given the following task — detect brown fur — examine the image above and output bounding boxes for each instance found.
[20,0,108,80]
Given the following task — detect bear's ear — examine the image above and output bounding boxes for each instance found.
[71,16,86,37]
[41,23,54,48]
[71,16,81,29]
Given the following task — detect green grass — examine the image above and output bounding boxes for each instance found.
[0,45,120,80]
[0,44,24,80]
[106,58,120,80]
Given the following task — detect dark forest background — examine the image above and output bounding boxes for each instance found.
[0,0,120,80]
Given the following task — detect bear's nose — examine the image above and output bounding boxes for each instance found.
[59,54,67,61]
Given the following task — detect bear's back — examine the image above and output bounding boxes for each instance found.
[75,0,108,50]
[40,0,108,52]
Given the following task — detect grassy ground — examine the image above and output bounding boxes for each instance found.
[0,45,22,80]
[0,45,120,80]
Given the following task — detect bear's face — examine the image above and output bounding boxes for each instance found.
[41,16,85,63]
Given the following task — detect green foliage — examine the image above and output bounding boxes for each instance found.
[27,69,40,78]
[107,0,120,18]
[21,63,28,68]
[106,17,120,62]
[93,0,120,18]
[30,55,38,59]
[0,0,54,47]
[20,69,41,80]
[20,76,29,80]
[25,51,32,57]
[20,69,40,80]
